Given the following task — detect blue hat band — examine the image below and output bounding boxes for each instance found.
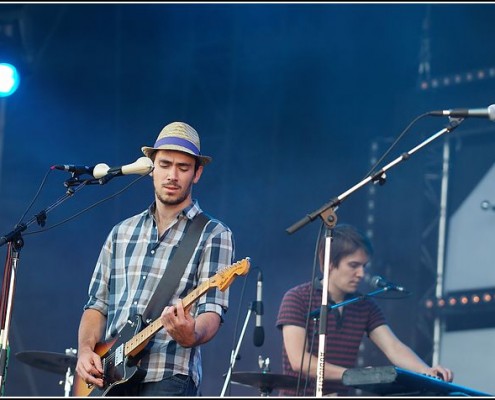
[153,137,200,156]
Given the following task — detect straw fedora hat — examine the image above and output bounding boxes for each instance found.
[141,122,212,166]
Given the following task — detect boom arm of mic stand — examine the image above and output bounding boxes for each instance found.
[286,198,341,234]
[0,177,96,392]
[308,287,392,319]
[0,182,87,247]
[64,177,102,188]
[285,118,464,236]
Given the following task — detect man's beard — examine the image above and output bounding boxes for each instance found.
[155,180,193,206]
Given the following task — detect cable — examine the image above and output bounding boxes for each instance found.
[15,167,53,226]
[23,172,149,236]
[295,221,325,396]
[364,112,430,179]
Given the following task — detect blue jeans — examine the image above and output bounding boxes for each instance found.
[113,374,198,397]
[140,374,198,396]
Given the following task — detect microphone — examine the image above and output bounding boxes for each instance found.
[253,270,264,347]
[94,157,154,183]
[51,164,95,176]
[370,275,406,292]
[428,104,495,121]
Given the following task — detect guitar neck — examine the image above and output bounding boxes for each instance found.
[124,278,213,356]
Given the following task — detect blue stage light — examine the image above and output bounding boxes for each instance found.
[0,62,20,97]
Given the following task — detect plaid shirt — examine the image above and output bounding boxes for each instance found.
[84,200,234,387]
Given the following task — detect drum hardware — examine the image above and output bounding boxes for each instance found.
[16,347,77,396]
[229,371,300,397]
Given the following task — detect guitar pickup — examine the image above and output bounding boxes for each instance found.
[115,344,124,366]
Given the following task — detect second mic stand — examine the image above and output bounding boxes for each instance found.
[313,212,336,397]
[220,300,258,397]
[285,117,465,397]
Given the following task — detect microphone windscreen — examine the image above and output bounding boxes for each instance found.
[93,163,110,179]
[253,326,264,347]
[122,157,154,175]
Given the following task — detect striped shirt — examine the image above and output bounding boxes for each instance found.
[276,281,386,396]
[84,199,234,388]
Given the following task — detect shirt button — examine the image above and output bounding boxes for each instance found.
[142,275,146,280]
[151,249,155,255]
[134,301,138,305]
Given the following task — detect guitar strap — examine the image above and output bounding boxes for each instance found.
[142,212,210,322]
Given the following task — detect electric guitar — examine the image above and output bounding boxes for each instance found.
[73,257,251,397]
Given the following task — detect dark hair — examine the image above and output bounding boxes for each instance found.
[318,224,373,267]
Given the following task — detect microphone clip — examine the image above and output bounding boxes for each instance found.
[64,176,101,188]
[98,171,119,185]
[446,117,464,130]
[250,299,264,315]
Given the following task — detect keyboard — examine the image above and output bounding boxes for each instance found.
[342,366,492,396]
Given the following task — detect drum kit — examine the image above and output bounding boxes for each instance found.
[229,371,299,396]
[15,348,77,397]
[226,356,299,396]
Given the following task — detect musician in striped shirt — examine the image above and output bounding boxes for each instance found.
[276,224,453,396]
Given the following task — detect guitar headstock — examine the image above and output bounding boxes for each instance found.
[211,258,251,291]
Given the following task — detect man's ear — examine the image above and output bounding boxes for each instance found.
[193,165,204,183]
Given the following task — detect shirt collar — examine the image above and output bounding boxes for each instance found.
[147,199,202,221]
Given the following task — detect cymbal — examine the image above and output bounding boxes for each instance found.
[229,371,299,392]
[16,351,77,375]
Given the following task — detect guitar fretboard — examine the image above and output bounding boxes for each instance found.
[124,279,213,356]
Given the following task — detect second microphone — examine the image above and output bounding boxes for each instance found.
[253,270,264,347]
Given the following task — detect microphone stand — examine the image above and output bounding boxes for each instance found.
[314,214,336,398]
[285,117,464,397]
[220,300,258,397]
[308,286,396,319]
[0,176,96,395]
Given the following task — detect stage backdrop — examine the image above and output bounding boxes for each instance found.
[0,3,494,397]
